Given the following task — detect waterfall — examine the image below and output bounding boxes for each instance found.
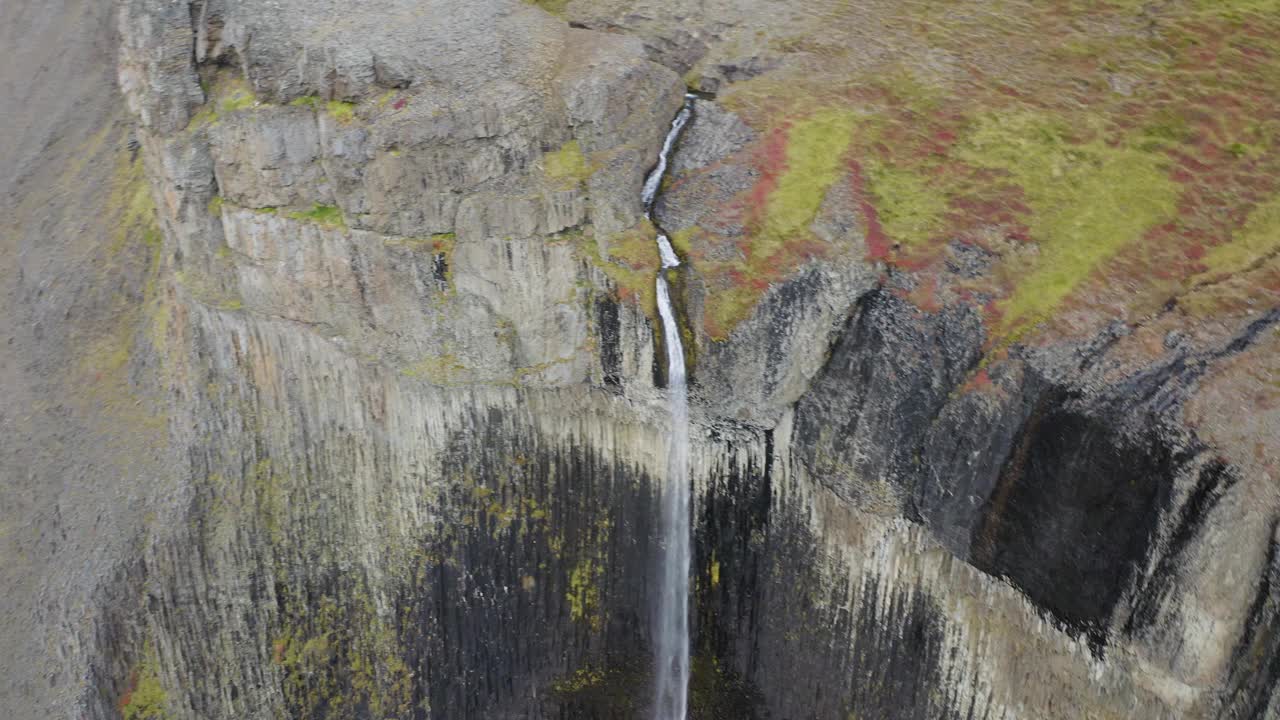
[645,95,695,720]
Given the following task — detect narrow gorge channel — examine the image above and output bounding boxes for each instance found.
[645,96,696,720]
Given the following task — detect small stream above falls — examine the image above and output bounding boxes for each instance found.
[645,95,695,720]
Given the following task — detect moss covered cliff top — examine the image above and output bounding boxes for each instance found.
[570,0,1279,352]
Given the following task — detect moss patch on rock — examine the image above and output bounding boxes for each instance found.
[682,109,860,340]
[525,0,570,16]
[220,88,255,113]
[573,223,661,318]
[274,585,413,720]
[119,642,170,720]
[326,100,356,124]
[544,139,594,188]
[76,145,169,435]
[550,662,647,717]
[401,352,467,384]
[567,556,604,631]
[287,203,346,228]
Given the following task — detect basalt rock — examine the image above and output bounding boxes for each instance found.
[2,1,1279,719]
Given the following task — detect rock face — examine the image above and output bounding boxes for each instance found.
[2,0,1279,719]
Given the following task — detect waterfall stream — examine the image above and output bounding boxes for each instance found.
[645,95,695,720]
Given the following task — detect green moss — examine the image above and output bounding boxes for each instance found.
[274,587,412,720]
[326,100,357,124]
[553,667,607,694]
[401,353,467,384]
[955,112,1178,337]
[571,228,658,317]
[288,95,358,124]
[602,221,658,268]
[760,109,857,244]
[1192,0,1280,19]
[513,355,577,385]
[1141,109,1194,150]
[669,226,700,256]
[567,556,603,632]
[548,661,646,715]
[207,195,223,216]
[109,152,158,255]
[172,268,244,311]
[120,642,170,720]
[286,203,346,228]
[75,148,167,434]
[1196,195,1280,281]
[697,109,859,341]
[866,160,948,247]
[186,106,219,129]
[525,0,569,15]
[220,88,256,113]
[543,140,594,188]
[186,74,264,128]
[875,65,944,116]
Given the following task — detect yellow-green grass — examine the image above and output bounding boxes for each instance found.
[543,140,594,188]
[696,109,859,339]
[865,159,949,250]
[326,100,356,124]
[1196,195,1280,282]
[119,643,170,720]
[286,203,346,228]
[525,0,569,15]
[955,112,1179,338]
[672,0,1280,345]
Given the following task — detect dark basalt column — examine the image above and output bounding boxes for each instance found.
[970,397,1177,646]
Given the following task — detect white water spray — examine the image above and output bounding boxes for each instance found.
[645,96,694,720]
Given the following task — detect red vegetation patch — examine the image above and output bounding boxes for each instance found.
[746,123,792,221]
[848,159,891,260]
[118,670,140,712]
[691,1,1280,346]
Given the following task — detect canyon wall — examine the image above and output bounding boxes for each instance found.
[2,0,1278,718]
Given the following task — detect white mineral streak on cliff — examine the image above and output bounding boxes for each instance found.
[647,97,694,720]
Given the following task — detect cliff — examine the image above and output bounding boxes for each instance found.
[1,0,1278,718]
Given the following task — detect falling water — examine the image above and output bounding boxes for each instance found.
[645,95,695,720]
